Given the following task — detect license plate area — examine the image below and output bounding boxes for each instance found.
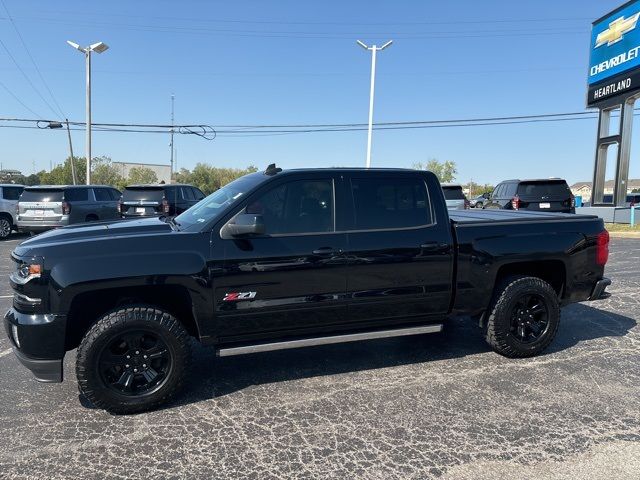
[136,207,146,214]
[539,203,551,209]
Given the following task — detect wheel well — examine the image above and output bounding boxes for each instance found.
[495,260,566,297]
[65,285,199,350]
[0,212,13,224]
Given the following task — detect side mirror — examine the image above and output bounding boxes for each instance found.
[224,213,265,237]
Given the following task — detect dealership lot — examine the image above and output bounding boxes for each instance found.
[0,235,638,479]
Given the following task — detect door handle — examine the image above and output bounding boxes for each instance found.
[421,242,449,251]
[312,247,341,256]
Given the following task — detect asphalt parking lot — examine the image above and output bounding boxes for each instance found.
[0,235,638,479]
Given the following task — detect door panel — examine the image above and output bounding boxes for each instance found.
[344,174,453,323]
[215,175,348,340]
[216,234,348,338]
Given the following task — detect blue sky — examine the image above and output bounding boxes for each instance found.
[0,0,636,185]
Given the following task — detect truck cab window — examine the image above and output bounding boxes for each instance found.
[246,179,334,235]
[350,177,431,230]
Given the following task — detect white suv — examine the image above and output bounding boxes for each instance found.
[0,184,24,239]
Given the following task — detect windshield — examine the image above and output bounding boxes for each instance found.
[20,188,64,202]
[442,186,465,200]
[175,174,263,230]
[517,181,570,198]
[123,187,164,202]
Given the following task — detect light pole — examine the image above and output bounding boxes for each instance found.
[357,40,392,169]
[67,40,109,185]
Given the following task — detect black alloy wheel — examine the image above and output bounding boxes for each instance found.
[509,294,549,344]
[98,330,172,396]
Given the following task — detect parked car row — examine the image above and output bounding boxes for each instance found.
[0,183,206,239]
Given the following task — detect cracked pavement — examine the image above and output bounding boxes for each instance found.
[0,236,638,479]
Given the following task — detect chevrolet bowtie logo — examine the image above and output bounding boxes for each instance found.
[595,12,640,48]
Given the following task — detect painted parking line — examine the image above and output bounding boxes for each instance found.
[0,349,13,358]
[0,295,12,298]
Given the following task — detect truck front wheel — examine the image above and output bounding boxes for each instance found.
[485,276,560,358]
[76,306,191,414]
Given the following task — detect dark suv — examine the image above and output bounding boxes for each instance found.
[483,179,575,213]
[17,185,121,233]
[119,184,205,218]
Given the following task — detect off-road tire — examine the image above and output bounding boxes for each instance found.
[76,306,191,414]
[485,276,560,358]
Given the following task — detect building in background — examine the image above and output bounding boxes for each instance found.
[113,162,171,184]
[570,179,640,203]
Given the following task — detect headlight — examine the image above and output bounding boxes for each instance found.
[17,263,41,279]
[11,260,43,285]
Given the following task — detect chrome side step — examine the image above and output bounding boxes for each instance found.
[217,324,443,357]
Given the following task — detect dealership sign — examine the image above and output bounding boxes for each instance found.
[588,0,640,105]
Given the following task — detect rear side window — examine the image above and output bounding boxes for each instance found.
[350,176,432,230]
[65,188,88,201]
[20,189,63,202]
[2,186,23,200]
[123,187,164,202]
[192,187,205,200]
[246,179,334,235]
[110,189,122,200]
[442,186,465,200]
[517,181,571,197]
[493,184,504,198]
[93,188,111,201]
[504,183,518,197]
[181,187,195,200]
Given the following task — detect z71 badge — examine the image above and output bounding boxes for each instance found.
[223,291,257,302]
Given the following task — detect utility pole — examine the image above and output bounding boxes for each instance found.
[65,119,77,185]
[67,41,109,185]
[170,93,175,181]
[356,40,392,169]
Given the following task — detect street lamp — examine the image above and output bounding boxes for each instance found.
[67,40,109,185]
[356,40,392,168]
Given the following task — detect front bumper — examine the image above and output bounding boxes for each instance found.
[588,277,611,301]
[4,308,66,383]
[12,348,62,383]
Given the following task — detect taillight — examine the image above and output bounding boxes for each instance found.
[162,198,170,214]
[570,194,576,208]
[62,201,71,215]
[464,199,470,209]
[511,195,520,210]
[117,200,122,213]
[596,230,610,266]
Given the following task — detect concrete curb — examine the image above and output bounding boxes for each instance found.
[608,231,640,238]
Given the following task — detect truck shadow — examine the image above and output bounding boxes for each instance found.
[169,302,636,410]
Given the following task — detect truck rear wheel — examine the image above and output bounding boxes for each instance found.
[76,306,191,414]
[485,276,560,358]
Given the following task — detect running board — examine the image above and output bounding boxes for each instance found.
[217,324,443,357]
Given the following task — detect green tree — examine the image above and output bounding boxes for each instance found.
[25,173,41,186]
[39,156,86,185]
[174,163,258,194]
[92,156,125,187]
[127,166,158,185]
[413,159,457,183]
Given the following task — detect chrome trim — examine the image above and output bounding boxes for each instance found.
[9,271,40,285]
[13,291,42,305]
[217,324,443,357]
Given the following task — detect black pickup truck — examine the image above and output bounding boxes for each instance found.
[4,166,611,413]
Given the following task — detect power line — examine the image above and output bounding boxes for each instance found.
[0,111,604,137]
[0,15,589,40]
[0,0,65,118]
[0,80,42,117]
[0,33,61,118]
